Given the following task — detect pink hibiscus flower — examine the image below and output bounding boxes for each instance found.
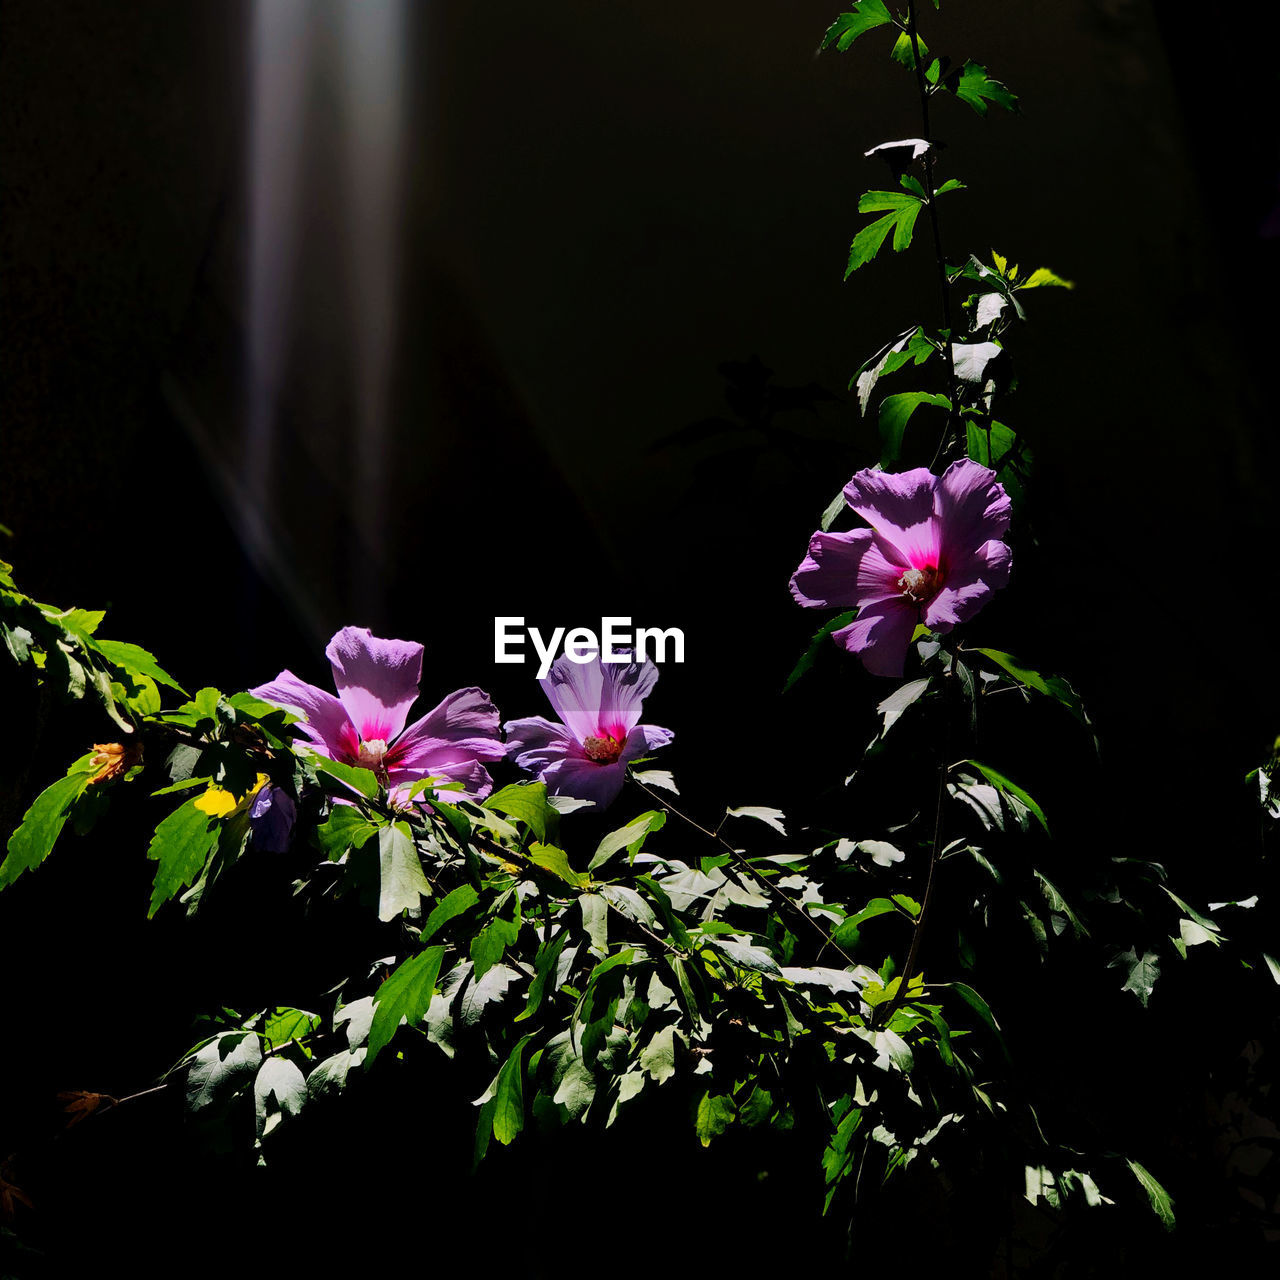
[251,627,504,799]
[790,459,1012,677]
[504,650,673,810]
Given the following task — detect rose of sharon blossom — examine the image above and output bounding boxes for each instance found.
[504,651,673,810]
[249,785,296,852]
[790,459,1011,677]
[251,627,504,799]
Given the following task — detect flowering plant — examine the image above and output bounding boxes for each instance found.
[0,4,1274,1271]
[504,650,672,808]
[790,459,1011,675]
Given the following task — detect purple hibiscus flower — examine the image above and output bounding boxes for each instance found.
[251,626,505,799]
[504,651,673,809]
[790,459,1011,678]
[249,784,296,853]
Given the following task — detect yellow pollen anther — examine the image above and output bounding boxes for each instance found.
[582,734,623,764]
[897,565,940,604]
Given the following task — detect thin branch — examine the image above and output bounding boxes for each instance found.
[903,0,960,469]
[629,775,859,969]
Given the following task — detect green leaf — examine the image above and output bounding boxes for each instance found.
[1036,871,1088,938]
[878,393,950,466]
[724,805,786,836]
[426,797,471,840]
[309,753,380,800]
[528,841,589,887]
[186,1031,262,1113]
[878,677,930,735]
[1127,1159,1175,1230]
[589,810,667,871]
[1019,265,1074,290]
[147,798,221,917]
[254,1058,306,1137]
[377,822,431,921]
[934,178,965,197]
[485,782,557,843]
[580,894,609,951]
[0,754,97,889]
[819,488,846,532]
[821,1,892,52]
[262,1008,321,1054]
[316,807,381,860]
[966,760,1049,834]
[964,420,1032,509]
[586,948,636,987]
[833,897,900,948]
[631,769,678,795]
[949,60,1018,115]
[945,981,1010,1056]
[90,638,187,695]
[695,1091,737,1146]
[516,929,570,1023]
[846,192,923,277]
[852,326,934,414]
[711,939,782,977]
[823,1100,865,1197]
[492,1035,534,1145]
[639,1024,678,1084]
[45,607,105,637]
[1110,947,1160,1007]
[783,610,856,693]
[739,1084,773,1127]
[367,946,446,1066]
[471,914,521,979]
[422,884,481,942]
[890,30,927,69]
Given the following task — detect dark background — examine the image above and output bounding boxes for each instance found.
[2,0,1278,1272]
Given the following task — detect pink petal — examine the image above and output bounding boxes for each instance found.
[924,539,1012,631]
[620,723,673,762]
[249,671,355,758]
[790,528,909,611]
[539,754,628,810]
[933,459,1010,570]
[504,715,578,773]
[832,599,918,678]
[843,468,941,568]
[325,627,424,743]
[391,687,506,776]
[597,656,660,737]
[540,655,609,742]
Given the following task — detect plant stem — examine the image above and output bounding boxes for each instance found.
[903,0,959,466]
[629,775,859,968]
[879,754,949,1025]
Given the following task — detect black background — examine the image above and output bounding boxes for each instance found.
[2,0,1278,1273]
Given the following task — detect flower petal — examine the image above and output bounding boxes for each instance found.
[790,528,909,611]
[249,786,296,853]
[832,599,918,678]
[933,459,1010,570]
[621,724,673,760]
[391,687,506,778]
[598,655,660,737]
[540,654,610,742]
[504,715,578,774]
[843,467,941,567]
[539,754,627,810]
[389,758,496,807]
[249,671,354,758]
[325,627,424,743]
[923,539,1012,631]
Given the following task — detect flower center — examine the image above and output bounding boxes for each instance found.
[356,738,390,784]
[897,564,941,604]
[582,734,624,764]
